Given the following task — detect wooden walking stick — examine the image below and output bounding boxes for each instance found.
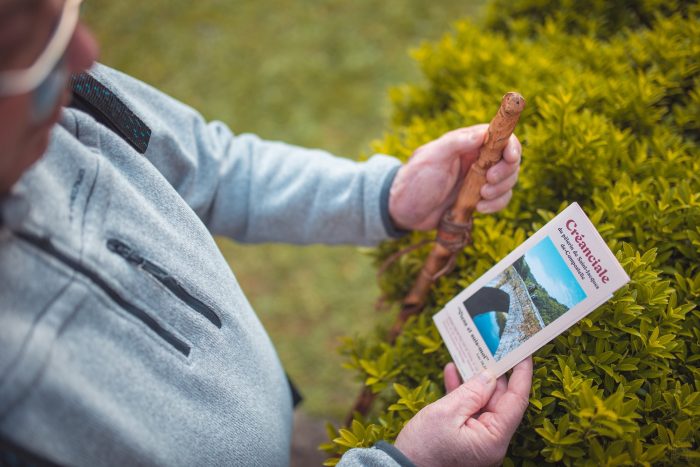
[388,91,526,342]
[346,92,525,425]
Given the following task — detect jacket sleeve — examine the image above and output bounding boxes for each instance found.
[89,64,404,246]
[336,442,416,467]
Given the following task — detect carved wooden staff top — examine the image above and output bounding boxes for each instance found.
[387,92,526,343]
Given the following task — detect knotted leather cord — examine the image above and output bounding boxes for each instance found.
[430,216,473,280]
[436,216,473,252]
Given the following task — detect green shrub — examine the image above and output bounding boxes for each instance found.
[322,1,699,465]
[483,0,696,39]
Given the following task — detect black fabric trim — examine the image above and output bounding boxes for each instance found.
[379,165,410,239]
[69,73,151,154]
[375,441,416,467]
[0,437,63,467]
[287,374,303,408]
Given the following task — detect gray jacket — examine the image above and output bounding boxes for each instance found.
[0,64,412,466]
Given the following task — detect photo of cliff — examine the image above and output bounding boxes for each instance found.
[463,236,587,361]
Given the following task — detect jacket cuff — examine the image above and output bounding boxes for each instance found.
[374,441,416,467]
[379,164,409,239]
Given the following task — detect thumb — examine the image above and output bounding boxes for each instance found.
[439,371,497,421]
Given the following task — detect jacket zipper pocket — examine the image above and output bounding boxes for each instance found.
[14,231,190,356]
[106,239,222,328]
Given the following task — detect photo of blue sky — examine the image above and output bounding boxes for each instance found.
[524,237,586,308]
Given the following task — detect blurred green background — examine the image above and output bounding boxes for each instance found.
[83,0,483,419]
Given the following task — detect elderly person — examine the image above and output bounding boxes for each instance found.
[0,0,531,465]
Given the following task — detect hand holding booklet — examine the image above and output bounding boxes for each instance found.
[434,202,629,381]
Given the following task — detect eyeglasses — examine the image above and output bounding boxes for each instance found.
[0,0,83,122]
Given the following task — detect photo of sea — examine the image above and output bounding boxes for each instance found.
[463,236,587,360]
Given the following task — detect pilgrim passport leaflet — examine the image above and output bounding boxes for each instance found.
[434,202,629,381]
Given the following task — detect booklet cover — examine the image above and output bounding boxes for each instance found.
[433,202,629,381]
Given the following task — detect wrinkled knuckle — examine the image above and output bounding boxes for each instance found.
[457,383,485,405]
[430,402,453,420]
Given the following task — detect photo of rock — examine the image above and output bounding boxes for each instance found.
[463,236,587,361]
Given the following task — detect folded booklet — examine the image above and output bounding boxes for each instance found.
[434,202,629,381]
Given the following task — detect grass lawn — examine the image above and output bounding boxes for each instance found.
[84,0,483,419]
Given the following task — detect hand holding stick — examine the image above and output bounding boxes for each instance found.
[387,92,526,343]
